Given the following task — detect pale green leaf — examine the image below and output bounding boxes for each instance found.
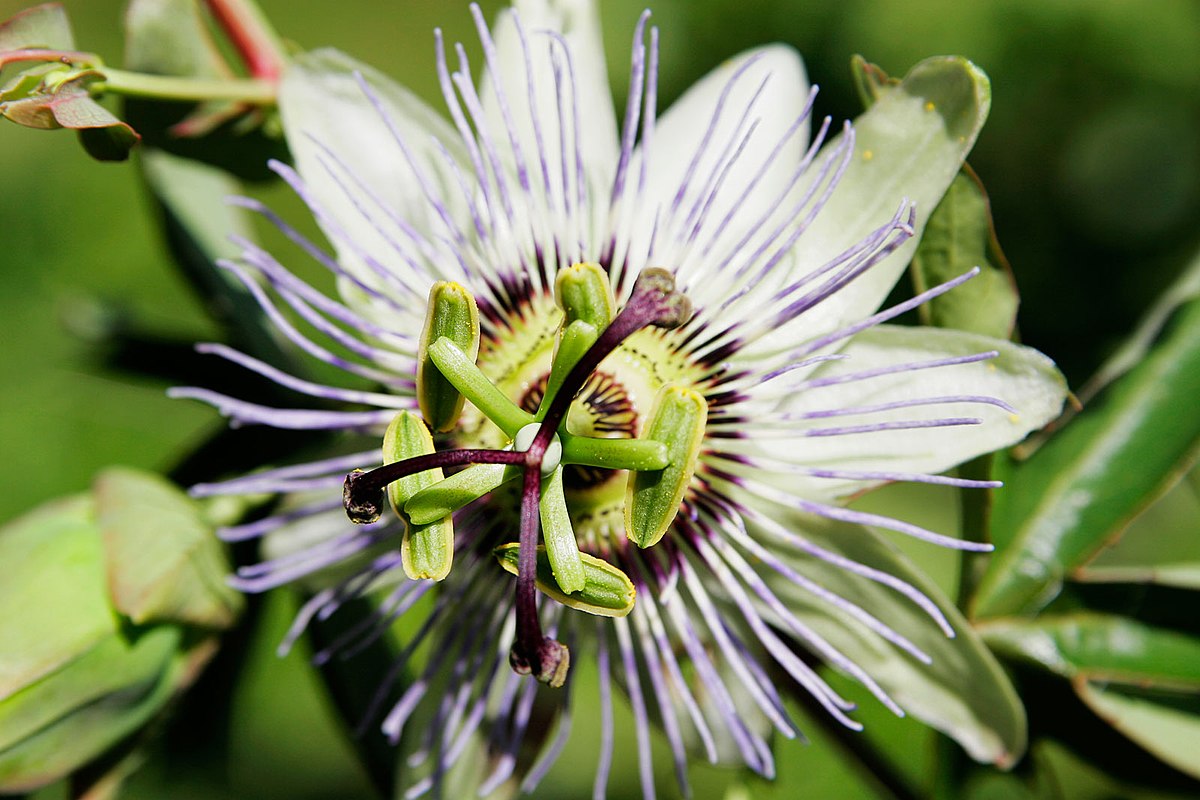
[0,496,111,701]
[0,3,75,51]
[911,169,1018,339]
[94,467,242,629]
[1076,681,1200,781]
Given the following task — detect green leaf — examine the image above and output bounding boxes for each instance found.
[0,496,111,701]
[980,614,1200,786]
[974,295,1200,618]
[910,168,1018,339]
[140,148,291,365]
[792,55,991,337]
[1075,465,1200,588]
[980,614,1200,690]
[94,467,243,629]
[0,627,186,793]
[124,0,233,79]
[748,501,1026,766]
[1075,681,1200,781]
[123,0,286,178]
[0,3,75,51]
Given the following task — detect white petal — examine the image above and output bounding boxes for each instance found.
[629,46,811,293]
[722,324,1068,502]
[279,49,471,295]
[478,0,619,256]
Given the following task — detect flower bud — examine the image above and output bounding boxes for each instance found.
[0,468,241,792]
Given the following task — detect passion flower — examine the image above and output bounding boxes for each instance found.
[173,1,1067,796]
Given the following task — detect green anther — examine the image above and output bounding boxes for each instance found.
[536,320,599,422]
[493,544,636,618]
[404,462,520,526]
[538,468,586,594]
[383,412,454,581]
[554,261,614,331]
[427,337,532,437]
[625,385,708,549]
[560,434,670,472]
[417,281,480,432]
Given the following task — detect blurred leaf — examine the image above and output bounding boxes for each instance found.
[123,0,286,180]
[960,772,1036,800]
[1030,738,1199,800]
[0,496,110,700]
[140,148,291,366]
[1075,682,1200,781]
[910,168,1018,339]
[1076,249,1200,407]
[980,614,1200,690]
[973,295,1200,618]
[0,471,230,792]
[0,72,139,160]
[0,3,75,51]
[749,502,1026,767]
[0,628,184,793]
[1076,465,1200,589]
[981,614,1200,785]
[124,0,232,80]
[95,467,243,629]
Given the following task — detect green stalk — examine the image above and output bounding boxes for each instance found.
[95,68,276,104]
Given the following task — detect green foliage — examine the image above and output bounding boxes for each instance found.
[975,292,1200,618]
[0,468,239,793]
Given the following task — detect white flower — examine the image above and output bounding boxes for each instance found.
[173,1,1067,796]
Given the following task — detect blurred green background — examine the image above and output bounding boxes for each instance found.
[3,1,1199,798]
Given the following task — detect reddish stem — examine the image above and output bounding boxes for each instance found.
[204,0,286,80]
[0,48,93,69]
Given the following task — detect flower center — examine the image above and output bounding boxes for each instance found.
[456,289,706,544]
[342,265,707,687]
